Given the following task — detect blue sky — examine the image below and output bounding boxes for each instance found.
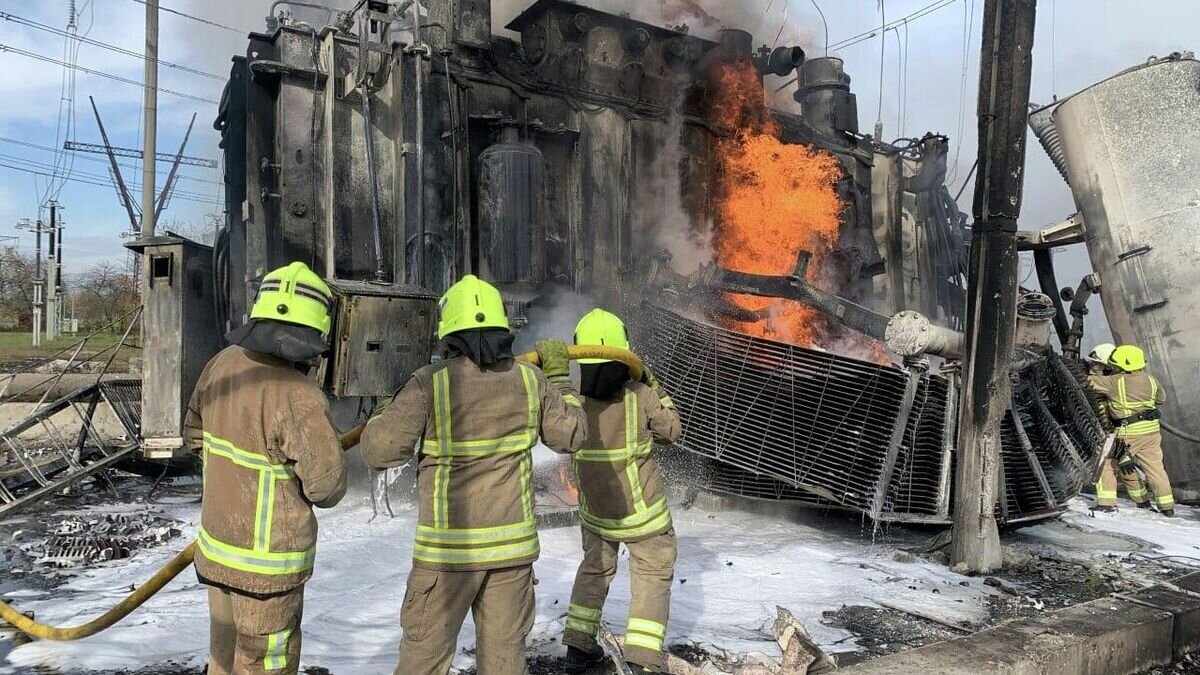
[0,0,1197,292]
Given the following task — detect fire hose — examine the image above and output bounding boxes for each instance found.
[0,345,642,641]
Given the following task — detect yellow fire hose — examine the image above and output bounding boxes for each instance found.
[0,345,642,641]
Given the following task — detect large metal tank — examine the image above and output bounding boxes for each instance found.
[477,126,546,289]
[1053,54,1200,499]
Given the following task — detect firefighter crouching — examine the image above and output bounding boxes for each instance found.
[186,262,349,675]
[360,274,587,675]
[564,309,682,675]
[1089,344,1175,517]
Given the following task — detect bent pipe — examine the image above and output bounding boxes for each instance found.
[0,345,642,641]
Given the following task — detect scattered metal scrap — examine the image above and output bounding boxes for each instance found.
[19,511,182,568]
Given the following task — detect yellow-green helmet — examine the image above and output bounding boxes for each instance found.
[250,262,334,336]
[438,274,509,339]
[1109,344,1147,372]
[574,308,629,364]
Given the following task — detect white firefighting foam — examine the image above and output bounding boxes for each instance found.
[2,494,1197,673]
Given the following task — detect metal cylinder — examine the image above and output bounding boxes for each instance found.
[1014,291,1056,350]
[795,57,858,137]
[477,129,545,286]
[1054,54,1200,496]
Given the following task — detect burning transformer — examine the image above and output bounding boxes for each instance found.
[123,0,1105,525]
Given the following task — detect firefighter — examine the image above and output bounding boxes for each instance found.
[360,274,587,675]
[186,262,349,675]
[563,309,682,675]
[1089,344,1175,517]
[1087,343,1116,376]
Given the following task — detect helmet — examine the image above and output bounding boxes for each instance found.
[574,308,630,364]
[250,262,334,336]
[1087,343,1116,365]
[438,275,509,339]
[1109,344,1147,372]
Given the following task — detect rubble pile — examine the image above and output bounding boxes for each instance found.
[18,511,182,568]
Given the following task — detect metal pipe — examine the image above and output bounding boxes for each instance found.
[1033,248,1070,344]
[410,0,426,286]
[361,94,387,282]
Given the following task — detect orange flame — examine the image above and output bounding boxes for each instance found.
[710,59,844,347]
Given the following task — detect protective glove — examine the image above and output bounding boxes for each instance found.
[640,364,661,390]
[1117,449,1138,477]
[536,339,571,381]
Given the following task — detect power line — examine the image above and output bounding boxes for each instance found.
[0,11,224,80]
[827,0,957,52]
[0,154,223,205]
[0,161,223,207]
[809,0,829,57]
[0,136,221,186]
[0,44,219,104]
[125,0,241,34]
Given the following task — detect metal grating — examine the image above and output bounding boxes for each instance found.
[639,304,1106,525]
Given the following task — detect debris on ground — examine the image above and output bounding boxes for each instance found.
[19,511,183,568]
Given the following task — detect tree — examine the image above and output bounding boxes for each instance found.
[67,261,139,331]
[160,213,221,246]
[0,247,39,329]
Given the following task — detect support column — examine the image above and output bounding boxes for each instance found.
[950,0,1038,573]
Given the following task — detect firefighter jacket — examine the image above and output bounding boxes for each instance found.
[185,346,349,596]
[1089,371,1167,438]
[574,383,681,543]
[360,356,587,571]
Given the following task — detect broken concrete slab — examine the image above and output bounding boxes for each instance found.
[837,596,1172,675]
[1122,585,1200,660]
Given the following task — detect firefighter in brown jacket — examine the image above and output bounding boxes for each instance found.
[563,309,682,675]
[185,262,349,675]
[360,274,587,675]
[1089,344,1175,517]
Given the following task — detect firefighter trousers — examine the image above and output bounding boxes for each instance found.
[394,564,536,675]
[207,585,304,675]
[563,527,677,670]
[1096,433,1175,510]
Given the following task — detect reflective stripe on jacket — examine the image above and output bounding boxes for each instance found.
[185,346,348,596]
[574,382,681,543]
[360,356,587,571]
[1089,371,1167,438]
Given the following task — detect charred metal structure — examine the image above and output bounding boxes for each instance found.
[20,0,1098,525]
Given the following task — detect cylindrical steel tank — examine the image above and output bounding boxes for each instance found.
[795,57,859,137]
[477,127,545,286]
[1053,54,1200,499]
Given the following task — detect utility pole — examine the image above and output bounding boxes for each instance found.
[140,0,159,239]
[46,202,62,340]
[950,0,1038,573]
[15,218,50,347]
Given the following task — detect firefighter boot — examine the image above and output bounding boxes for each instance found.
[1090,504,1117,513]
[1162,509,1177,518]
[564,646,604,674]
[1137,502,1152,509]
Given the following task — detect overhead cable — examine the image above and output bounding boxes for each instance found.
[0,11,224,80]
[0,44,219,104]
[125,0,241,34]
[827,0,957,52]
